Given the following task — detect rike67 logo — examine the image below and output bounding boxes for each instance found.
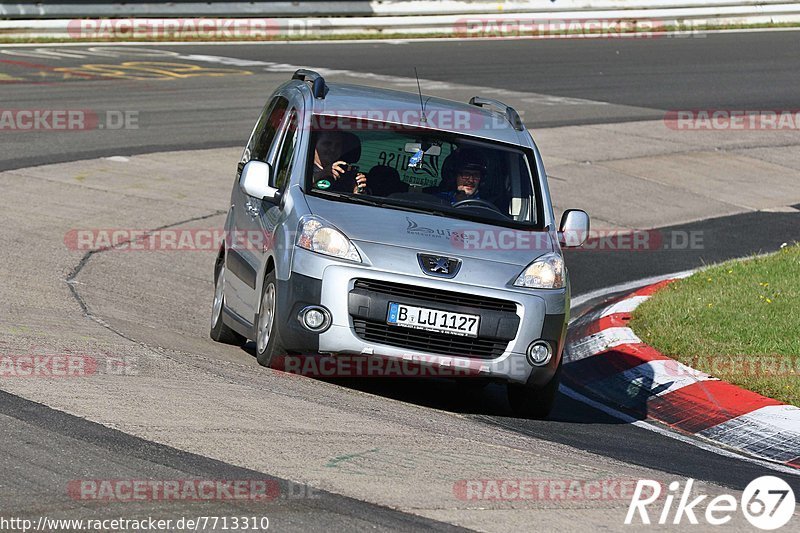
[626,476,796,530]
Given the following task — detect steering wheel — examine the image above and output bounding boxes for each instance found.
[452,198,503,213]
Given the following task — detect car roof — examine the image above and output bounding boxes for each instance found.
[305,82,526,145]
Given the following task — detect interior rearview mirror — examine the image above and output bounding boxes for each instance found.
[403,143,442,156]
[558,209,590,248]
[240,161,280,202]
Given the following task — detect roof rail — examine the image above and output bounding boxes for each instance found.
[468,97,525,131]
[292,69,328,99]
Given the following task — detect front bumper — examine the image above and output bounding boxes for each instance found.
[279,251,567,385]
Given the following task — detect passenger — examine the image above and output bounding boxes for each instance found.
[436,149,487,205]
[312,131,368,194]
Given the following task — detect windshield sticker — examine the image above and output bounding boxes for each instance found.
[316,179,331,190]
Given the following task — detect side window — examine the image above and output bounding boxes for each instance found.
[272,110,298,190]
[247,96,289,163]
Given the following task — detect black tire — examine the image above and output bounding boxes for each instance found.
[255,271,285,368]
[507,365,561,419]
[210,256,246,346]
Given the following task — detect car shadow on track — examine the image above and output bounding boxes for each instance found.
[241,342,629,424]
[322,377,633,426]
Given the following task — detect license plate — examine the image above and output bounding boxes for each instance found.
[386,302,480,338]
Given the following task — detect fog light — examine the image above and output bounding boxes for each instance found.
[527,340,552,366]
[305,309,325,328]
[298,306,331,332]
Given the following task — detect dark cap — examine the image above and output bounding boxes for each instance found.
[452,148,487,175]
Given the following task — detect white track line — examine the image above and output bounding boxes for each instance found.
[570,269,695,311]
[571,250,781,312]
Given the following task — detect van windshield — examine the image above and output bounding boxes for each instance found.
[306,116,542,229]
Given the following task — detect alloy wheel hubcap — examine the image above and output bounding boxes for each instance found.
[211,265,225,328]
[257,283,275,354]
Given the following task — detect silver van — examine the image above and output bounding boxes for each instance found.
[210,70,589,418]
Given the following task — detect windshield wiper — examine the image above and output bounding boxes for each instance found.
[380,197,450,218]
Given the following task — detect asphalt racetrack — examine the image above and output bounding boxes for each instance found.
[0,32,798,531]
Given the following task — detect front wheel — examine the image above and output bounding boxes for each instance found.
[507,365,561,419]
[255,271,285,368]
[210,258,245,346]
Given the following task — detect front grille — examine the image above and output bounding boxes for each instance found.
[352,279,516,313]
[353,319,508,359]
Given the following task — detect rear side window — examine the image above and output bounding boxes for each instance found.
[247,96,289,162]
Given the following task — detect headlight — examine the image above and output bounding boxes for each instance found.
[514,253,565,289]
[296,216,361,262]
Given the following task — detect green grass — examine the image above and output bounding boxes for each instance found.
[1,21,799,44]
[629,243,800,406]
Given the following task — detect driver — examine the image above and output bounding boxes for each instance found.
[436,149,486,205]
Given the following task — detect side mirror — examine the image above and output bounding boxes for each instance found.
[558,209,590,248]
[240,161,280,201]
